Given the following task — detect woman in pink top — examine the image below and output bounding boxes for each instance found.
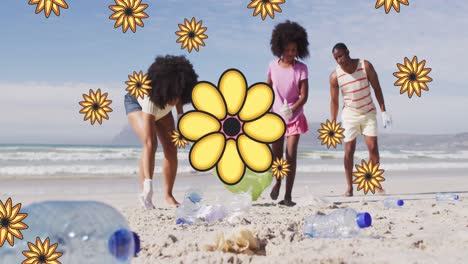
[267,20,310,207]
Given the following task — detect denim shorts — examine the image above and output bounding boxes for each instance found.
[124,92,142,115]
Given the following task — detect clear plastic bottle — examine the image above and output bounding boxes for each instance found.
[303,208,372,238]
[0,201,140,264]
[435,192,459,201]
[175,190,203,225]
[384,197,404,208]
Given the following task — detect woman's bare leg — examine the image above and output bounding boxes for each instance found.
[270,136,285,200]
[128,111,157,208]
[155,112,180,207]
[280,134,300,207]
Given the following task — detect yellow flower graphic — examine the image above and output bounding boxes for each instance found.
[125,71,152,99]
[270,157,290,179]
[247,0,285,20]
[171,130,188,149]
[375,0,409,14]
[178,69,286,185]
[317,119,345,149]
[393,56,432,98]
[175,18,208,53]
[0,198,28,247]
[109,0,149,33]
[79,89,113,125]
[353,160,385,194]
[22,237,62,264]
[28,0,69,18]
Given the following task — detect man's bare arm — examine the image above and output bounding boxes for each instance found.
[330,71,340,121]
[365,61,386,112]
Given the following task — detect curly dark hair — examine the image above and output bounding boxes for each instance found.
[270,20,309,59]
[147,55,198,108]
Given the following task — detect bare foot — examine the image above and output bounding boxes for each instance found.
[278,199,296,207]
[165,195,180,207]
[270,183,281,200]
[343,190,353,197]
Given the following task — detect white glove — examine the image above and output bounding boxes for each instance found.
[280,99,293,120]
[381,112,392,129]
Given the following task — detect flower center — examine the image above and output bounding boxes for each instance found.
[365,173,372,180]
[92,103,100,111]
[223,117,241,137]
[278,165,283,171]
[409,73,417,81]
[188,31,195,38]
[328,131,335,137]
[38,254,47,263]
[125,8,134,16]
[136,82,142,88]
[262,0,269,3]
[1,217,10,227]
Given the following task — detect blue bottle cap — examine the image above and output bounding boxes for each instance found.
[108,229,135,261]
[397,199,404,206]
[356,212,372,228]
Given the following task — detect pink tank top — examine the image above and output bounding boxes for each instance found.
[335,59,375,114]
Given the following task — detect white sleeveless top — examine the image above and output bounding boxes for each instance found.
[137,96,174,121]
[335,59,376,114]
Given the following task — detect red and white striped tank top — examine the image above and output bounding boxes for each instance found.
[336,59,376,114]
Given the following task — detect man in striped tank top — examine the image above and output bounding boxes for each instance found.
[329,43,391,197]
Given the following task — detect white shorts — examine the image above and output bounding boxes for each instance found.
[341,108,378,142]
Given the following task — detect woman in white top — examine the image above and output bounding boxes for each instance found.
[124,55,198,209]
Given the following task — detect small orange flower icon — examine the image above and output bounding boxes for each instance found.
[79,89,113,125]
[0,198,28,247]
[353,160,385,194]
[270,157,290,179]
[22,237,62,264]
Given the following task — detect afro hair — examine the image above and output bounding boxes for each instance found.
[147,55,198,109]
[270,20,309,60]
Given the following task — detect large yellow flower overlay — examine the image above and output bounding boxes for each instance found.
[0,198,28,247]
[393,56,432,98]
[271,157,290,179]
[178,69,285,185]
[125,71,152,99]
[79,89,113,125]
[175,18,208,53]
[22,237,62,264]
[353,160,386,194]
[28,0,69,18]
[171,130,188,149]
[247,0,285,20]
[317,119,345,149]
[375,0,409,13]
[109,0,149,33]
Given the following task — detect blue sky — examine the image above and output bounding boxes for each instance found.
[1,0,467,144]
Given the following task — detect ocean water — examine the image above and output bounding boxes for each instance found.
[1,144,468,178]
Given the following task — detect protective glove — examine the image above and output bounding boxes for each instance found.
[280,99,293,120]
[381,112,392,129]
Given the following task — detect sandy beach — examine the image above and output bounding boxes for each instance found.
[2,168,467,264]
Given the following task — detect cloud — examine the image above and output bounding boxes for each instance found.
[0,82,128,144]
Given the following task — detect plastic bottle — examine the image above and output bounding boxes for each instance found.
[383,197,404,208]
[435,192,459,201]
[0,201,140,264]
[303,208,372,238]
[175,190,203,225]
[197,204,229,224]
